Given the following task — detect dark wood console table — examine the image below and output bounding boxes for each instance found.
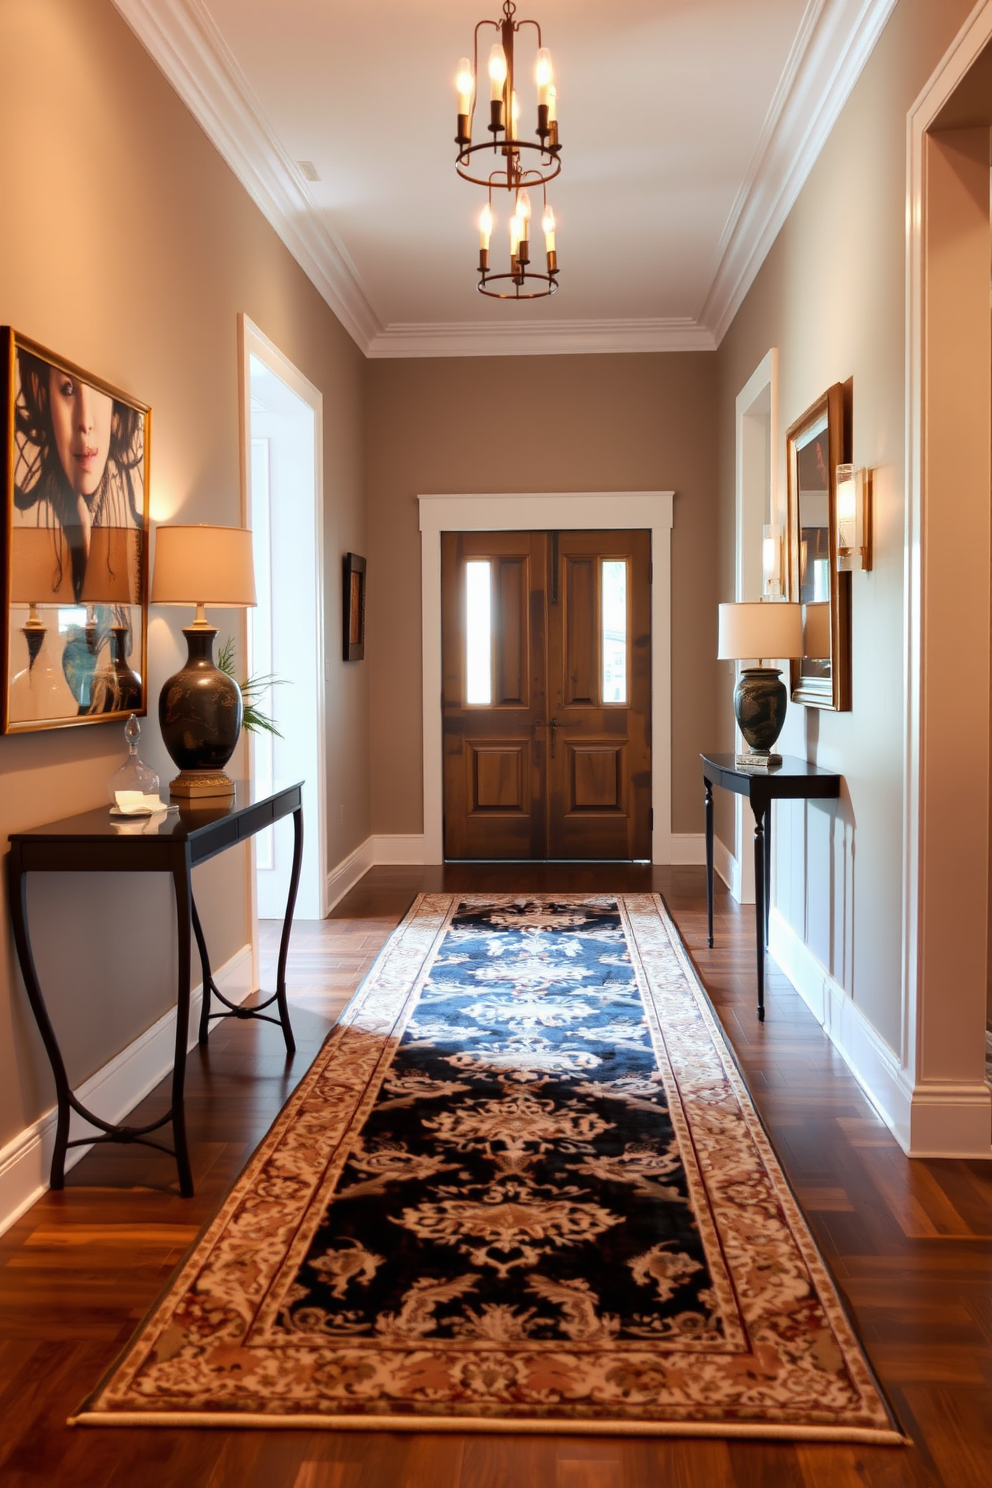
[6,779,303,1197]
[701,753,840,1020]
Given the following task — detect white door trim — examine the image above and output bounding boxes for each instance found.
[238,314,328,938]
[418,492,674,865]
[731,350,779,903]
[902,2,992,1155]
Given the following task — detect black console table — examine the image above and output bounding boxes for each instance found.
[701,753,840,1020]
[6,780,303,1197]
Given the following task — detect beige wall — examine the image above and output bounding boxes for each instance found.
[715,0,976,1051]
[0,0,369,1146]
[365,353,719,840]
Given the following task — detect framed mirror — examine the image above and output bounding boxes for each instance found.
[786,383,850,711]
[1,328,150,733]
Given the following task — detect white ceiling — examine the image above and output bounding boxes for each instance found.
[111,0,897,356]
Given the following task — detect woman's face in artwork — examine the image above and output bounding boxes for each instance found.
[48,367,113,499]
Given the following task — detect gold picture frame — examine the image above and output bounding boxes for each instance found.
[1,329,151,733]
[786,383,851,711]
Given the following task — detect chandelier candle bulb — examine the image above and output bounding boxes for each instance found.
[542,203,556,252]
[456,56,474,142]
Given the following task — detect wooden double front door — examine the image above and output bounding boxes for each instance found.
[441,529,651,860]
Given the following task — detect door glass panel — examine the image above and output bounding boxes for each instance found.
[465,559,492,704]
[601,559,627,703]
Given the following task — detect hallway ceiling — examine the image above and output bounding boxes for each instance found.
[112,0,896,356]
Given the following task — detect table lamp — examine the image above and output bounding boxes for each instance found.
[9,527,74,668]
[717,601,804,768]
[151,524,256,798]
[81,526,143,710]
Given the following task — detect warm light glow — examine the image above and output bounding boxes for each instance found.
[489,42,507,99]
[835,463,862,572]
[455,57,474,114]
[542,204,556,251]
[511,89,520,132]
[509,214,523,255]
[516,189,532,223]
[536,47,555,91]
[761,523,782,597]
[479,202,494,249]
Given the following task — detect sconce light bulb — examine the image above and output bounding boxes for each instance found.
[489,43,507,98]
[478,202,494,249]
[455,57,475,114]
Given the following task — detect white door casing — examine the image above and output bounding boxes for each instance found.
[419,492,674,864]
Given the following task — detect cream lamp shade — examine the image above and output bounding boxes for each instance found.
[151,524,256,608]
[80,527,142,606]
[717,601,803,662]
[9,527,74,605]
[802,601,831,660]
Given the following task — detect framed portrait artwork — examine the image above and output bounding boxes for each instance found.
[0,330,150,733]
[343,552,366,661]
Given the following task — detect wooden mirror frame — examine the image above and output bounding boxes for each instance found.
[786,383,851,711]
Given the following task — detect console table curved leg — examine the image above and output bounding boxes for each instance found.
[274,807,303,1056]
[171,860,195,1197]
[7,845,72,1189]
[704,779,714,948]
[753,806,766,1022]
[192,897,217,1047]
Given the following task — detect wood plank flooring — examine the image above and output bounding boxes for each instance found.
[0,864,990,1486]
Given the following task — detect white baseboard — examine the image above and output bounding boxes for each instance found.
[325,837,375,911]
[0,944,254,1239]
[768,908,991,1159]
[667,833,706,866]
[371,834,426,865]
[713,835,738,895]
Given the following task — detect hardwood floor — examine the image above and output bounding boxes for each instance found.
[1,864,990,1486]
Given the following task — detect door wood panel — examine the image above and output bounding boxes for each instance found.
[441,532,547,859]
[441,529,650,860]
[548,530,651,859]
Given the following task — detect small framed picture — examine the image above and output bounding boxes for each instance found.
[1,329,150,733]
[343,552,366,661]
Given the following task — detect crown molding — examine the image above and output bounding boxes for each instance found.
[700,0,898,343]
[367,318,717,359]
[113,0,896,358]
[110,0,382,352]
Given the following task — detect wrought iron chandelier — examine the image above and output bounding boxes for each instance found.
[454,0,561,300]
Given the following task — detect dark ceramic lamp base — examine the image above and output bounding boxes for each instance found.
[734,666,787,770]
[159,626,243,800]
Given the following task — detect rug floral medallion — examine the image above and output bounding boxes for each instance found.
[75,894,902,1440]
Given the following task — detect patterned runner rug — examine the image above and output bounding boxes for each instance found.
[74,894,902,1440]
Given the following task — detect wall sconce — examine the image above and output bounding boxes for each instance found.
[836,464,873,571]
[762,523,784,597]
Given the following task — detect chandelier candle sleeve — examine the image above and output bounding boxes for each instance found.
[489,41,507,131]
[456,57,474,143]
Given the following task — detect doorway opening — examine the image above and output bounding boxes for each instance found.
[239,316,326,923]
[442,529,651,860]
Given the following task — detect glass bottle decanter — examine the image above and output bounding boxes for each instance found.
[108,714,161,807]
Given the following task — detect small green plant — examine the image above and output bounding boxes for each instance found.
[217,636,286,738]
